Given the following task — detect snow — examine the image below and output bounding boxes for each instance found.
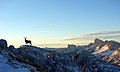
[107,50,119,62]
[73,67,81,72]
[112,50,119,56]
[101,50,115,56]
[92,44,115,56]
[95,46,100,51]
[0,54,30,72]
[92,44,109,55]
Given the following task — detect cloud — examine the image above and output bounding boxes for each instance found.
[88,31,120,36]
[100,35,120,39]
[64,36,92,41]
[63,31,120,41]
[37,31,120,48]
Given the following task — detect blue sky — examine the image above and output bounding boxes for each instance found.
[0,0,120,48]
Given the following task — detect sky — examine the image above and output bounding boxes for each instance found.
[0,0,120,48]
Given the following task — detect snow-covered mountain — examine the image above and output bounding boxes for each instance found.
[88,38,120,53]
[102,47,120,66]
[0,53,30,72]
[87,38,120,66]
[0,39,81,72]
[0,38,120,72]
[46,38,120,71]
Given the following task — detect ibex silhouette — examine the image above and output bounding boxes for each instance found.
[24,37,32,45]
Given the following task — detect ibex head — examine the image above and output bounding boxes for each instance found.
[24,37,27,39]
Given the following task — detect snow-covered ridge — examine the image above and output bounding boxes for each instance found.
[0,38,120,72]
[0,40,81,72]
[93,44,109,55]
[88,38,120,54]
[0,48,36,72]
[101,47,120,66]
[87,38,120,66]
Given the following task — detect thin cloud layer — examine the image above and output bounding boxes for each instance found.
[88,31,120,36]
[64,31,120,41]
[38,31,120,48]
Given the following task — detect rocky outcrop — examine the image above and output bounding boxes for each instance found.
[74,51,120,72]
[88,38,120,50]
[0,39,7,48]
[68,44,77,48]
[9,45,14,48]
[105,40,120,50]
[86,38,120,67]
[5,45,82,72]
[102,47,120,66]
[88,38,120,53]
[87,38,104,53]
[0,38,120,72]
[92,38,105,48]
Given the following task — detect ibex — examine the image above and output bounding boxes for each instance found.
[24,37,32,45]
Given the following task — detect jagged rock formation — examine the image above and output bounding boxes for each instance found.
[0,39,7,48]
[0,48,34,72]
[92,38,105,48]
[105,40,120,50]
[88,38,120,53]
[0,38,120,72]
[87,38,120,66]
[46,39,120,72]
[46,38,120,71]
[74,51,120,72]
[102,47,120,66]
[68,44,77,48]
[0,44,81,72]
[9,45,15,48]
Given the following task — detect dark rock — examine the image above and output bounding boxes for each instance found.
[74,51,120,72]
[0,39,7,48]
[68,44,77,48]
[5,45,82,72]
[93,38,105,48]
[9,45,15,48]
[105,40,120,50]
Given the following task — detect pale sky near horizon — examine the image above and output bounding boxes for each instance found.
[0,0,120,48]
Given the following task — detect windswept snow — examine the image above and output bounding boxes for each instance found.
[93,44,109,55]
[0,54,30,72]
[111,50,119,56]
[92,44,115,56]
[95,46,100,51]
[0,38,120,72]
[100,50,115,56]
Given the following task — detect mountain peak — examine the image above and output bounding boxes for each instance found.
[94,38,104,43]
[92,38,105,48]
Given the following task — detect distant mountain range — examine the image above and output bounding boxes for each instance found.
[0,38,120,72]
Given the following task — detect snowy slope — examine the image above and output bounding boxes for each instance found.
[92,44,109,55]
[87,38,120,66]
[0,45,81,72]
[102,48,120,66]
[0,54,30,72]
[100,50,115,56]
[0,38,120,72]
